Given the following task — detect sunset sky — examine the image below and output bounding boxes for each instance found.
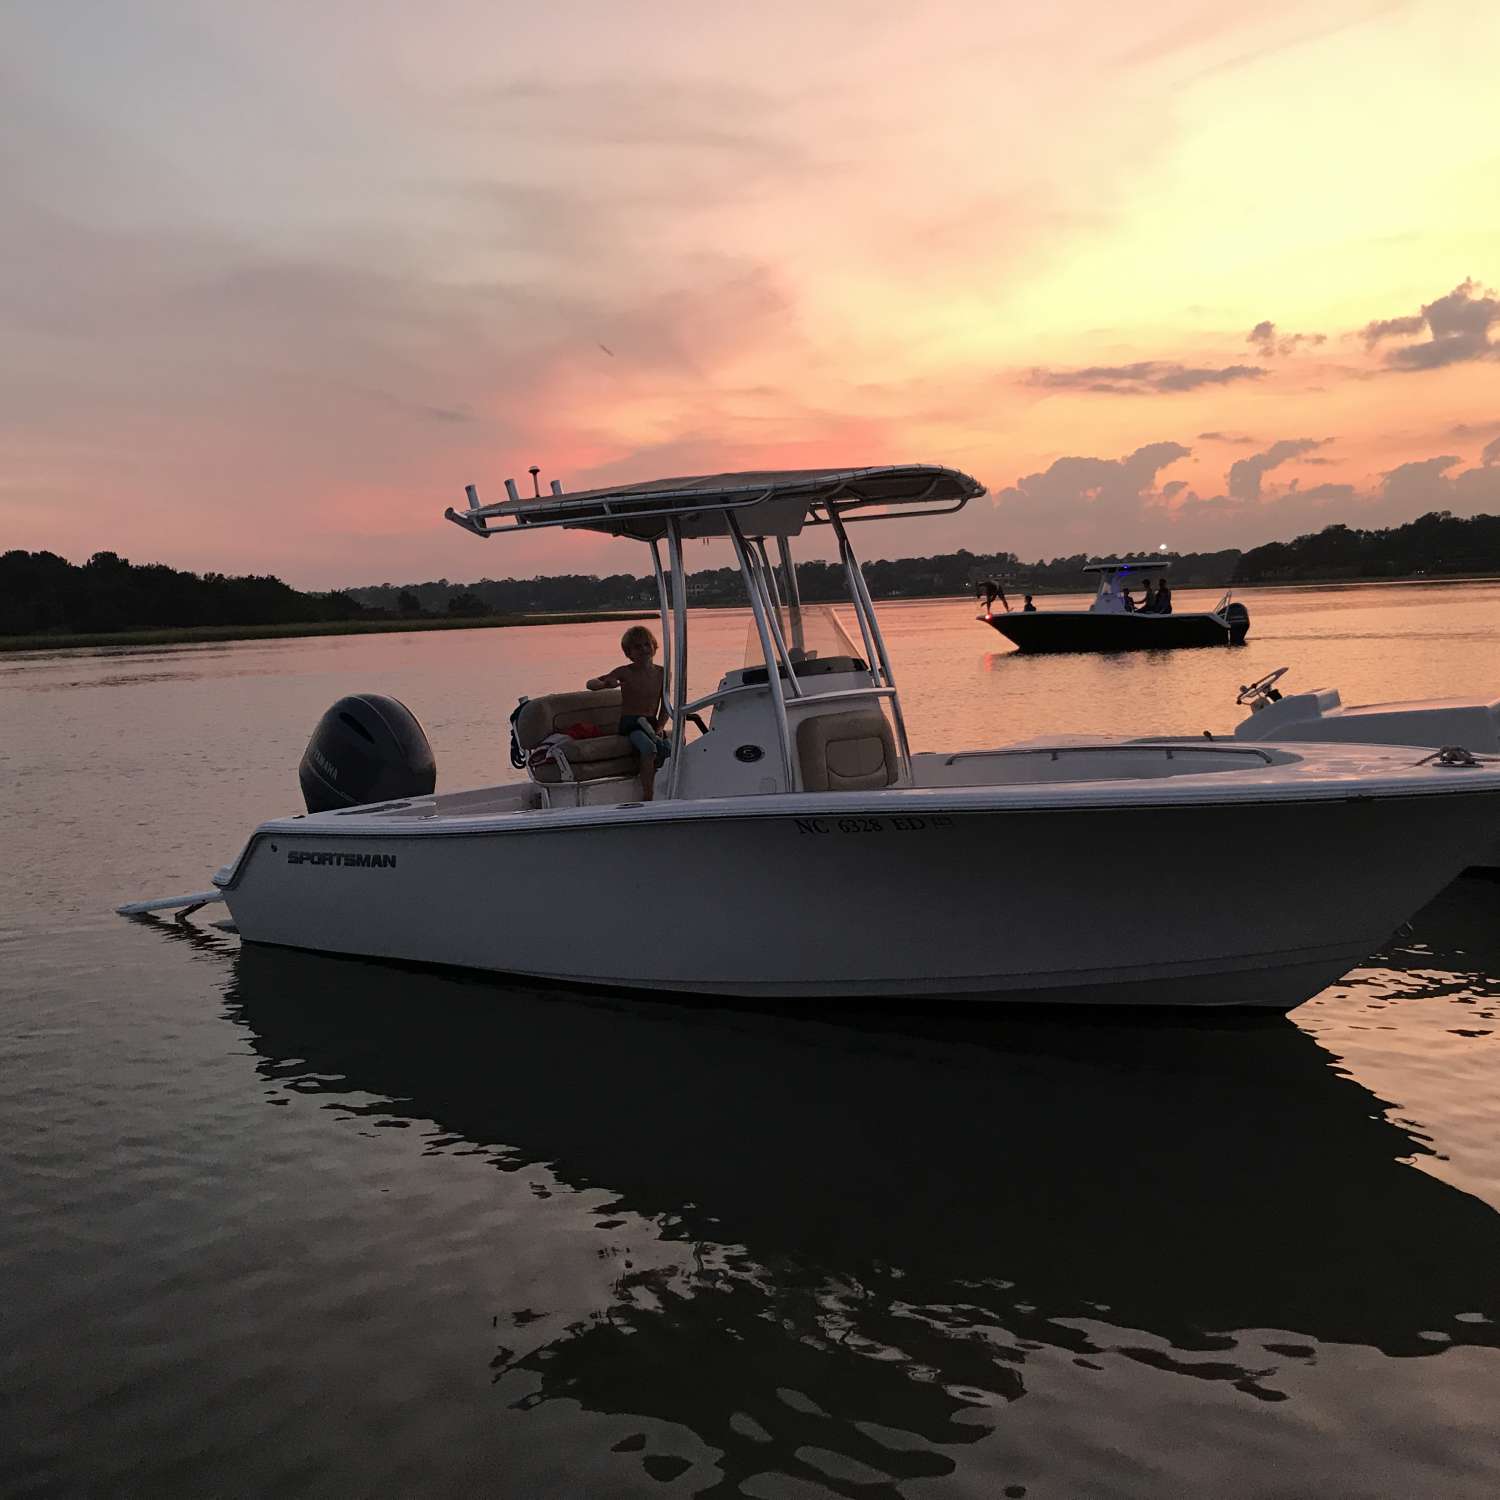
[4,0,1498,588]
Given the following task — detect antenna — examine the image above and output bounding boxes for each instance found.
[528,466,541,498]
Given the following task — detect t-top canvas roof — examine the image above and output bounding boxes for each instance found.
[446,464,984,541]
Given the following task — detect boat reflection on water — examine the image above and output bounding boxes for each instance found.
[1367,873,1500,1002]
[209,929,1500,1487]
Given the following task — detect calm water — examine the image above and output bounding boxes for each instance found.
[3,582,1500,1497]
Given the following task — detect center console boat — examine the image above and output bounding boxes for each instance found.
[981,561,1250,652]
[122,466,1500,1012]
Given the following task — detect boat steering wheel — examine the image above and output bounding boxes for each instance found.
[1236,667,1288,705]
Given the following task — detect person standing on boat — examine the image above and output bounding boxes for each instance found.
[1140,579,1158,613]
[587,625,671,800]
[1155,579,1173,615]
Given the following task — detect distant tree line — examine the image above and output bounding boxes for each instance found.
[7,513,1498,639]
[0,550,372,636]
[348,555,1031,615]
[357,572,661,616]
[1232,511,1500,583]
[993,548,1245,594]
[348,545,1247,615]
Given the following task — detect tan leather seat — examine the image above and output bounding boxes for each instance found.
[514,688,639,784]
[796,709,898,792]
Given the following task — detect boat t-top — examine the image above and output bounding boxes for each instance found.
[121,464,1500,1013]
[982,560,1250,652]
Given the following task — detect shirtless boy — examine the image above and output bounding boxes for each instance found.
[587,625,671,800]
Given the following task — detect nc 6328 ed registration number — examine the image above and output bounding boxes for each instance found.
[792,815,953,836]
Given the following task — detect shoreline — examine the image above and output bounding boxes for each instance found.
[1224,572,1500,592]
[955,573,1500,602]
[5,573,1498,654]
[0,610,657,655]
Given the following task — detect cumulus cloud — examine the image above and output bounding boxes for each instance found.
[1484,435,1500,467]
[1381,455,1462,507]
[1379,454,1500,513]
[1360,314,1426,347]
[1359,279,1500,370]
[1227,437,1332,501]
[1247,320,1326,357]
[991,441,1191,540]
[1026,361,1265,395]
[1172,454,1500,553]
[978,436,1500,563]
[1453,463,1500,507]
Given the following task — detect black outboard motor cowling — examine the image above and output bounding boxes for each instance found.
[299,694,436,813]
[1223,600,1251,644]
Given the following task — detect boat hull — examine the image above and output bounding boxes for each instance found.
[985,610,1248,652]
[221,785,1500,1011]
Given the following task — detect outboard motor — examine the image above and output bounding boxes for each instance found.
[298,694,436,813]
[1222,600,1250,642]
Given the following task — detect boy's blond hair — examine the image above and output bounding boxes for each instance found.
[621,624,658,654]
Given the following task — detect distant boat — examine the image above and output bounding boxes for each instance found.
[981,562,1249,652]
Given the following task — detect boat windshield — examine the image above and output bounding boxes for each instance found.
[740,604,864,669]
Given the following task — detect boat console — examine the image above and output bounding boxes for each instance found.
[506,648,900,805]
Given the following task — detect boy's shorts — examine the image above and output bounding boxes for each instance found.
[619,714,670,767]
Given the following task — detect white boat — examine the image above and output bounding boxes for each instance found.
[1227,666,1500,868]
[1230,666,1500,755]
[122,466,1500,1012]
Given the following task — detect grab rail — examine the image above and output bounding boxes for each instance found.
[784,687,898,711]
[678,682,897,716]
[941,743,1276,767]
[445,488,775,538]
